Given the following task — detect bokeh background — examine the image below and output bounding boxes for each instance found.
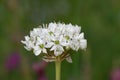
[0,0,120,80]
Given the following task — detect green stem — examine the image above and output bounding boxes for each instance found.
[55,60,61,80]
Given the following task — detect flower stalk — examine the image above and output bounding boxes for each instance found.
[55,56,61,80]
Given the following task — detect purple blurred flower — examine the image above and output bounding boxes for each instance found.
[33,61,48,80]
[5,52,21,71]
[111,68,120,80]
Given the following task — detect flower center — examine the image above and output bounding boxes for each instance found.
[49,31,53,35]
[65,36,70,40]
[40,44,44,48]
[54,40,59,45]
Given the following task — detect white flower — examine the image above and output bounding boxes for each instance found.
[21,36,35,51]
[48,22,57,33]
[21,22,87,63]
[33,37,47,56]
[51,45,64,56]
[50,35,65,56]
[75,33,87,49]
[33,45,47,56]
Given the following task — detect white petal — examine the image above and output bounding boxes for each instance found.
[48,22,57,32]
[59,46,64,52]
[28,42,34,48]
[79,33,84,39]
[45,42,54,48]
[42,48,47,53]
[21,40,26,44]
[60,41,68,46]
[80,39,87,49]
[25,36,30,41]
[66,56,72,63]
[54,51,62,56]
[24,46,31,51]
[33,46,39,51]
[36,37,43,44]
[54,46,64,56]
[34,49,41,56]
[50,45,56,51]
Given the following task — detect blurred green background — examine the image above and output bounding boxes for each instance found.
[0,0,120,80]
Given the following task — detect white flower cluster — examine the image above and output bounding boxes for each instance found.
[21,22,87,62]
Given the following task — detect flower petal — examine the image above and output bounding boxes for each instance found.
[24,46,31,51]
[34,49,41,56]
[50,45,56,51]
[45,42,54,48]
[25,36,30,41]
[66,56,72,63]
[80,39,87,49]
[79,33,84,39]
[54,51,62,56]
[42,48,47,53]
